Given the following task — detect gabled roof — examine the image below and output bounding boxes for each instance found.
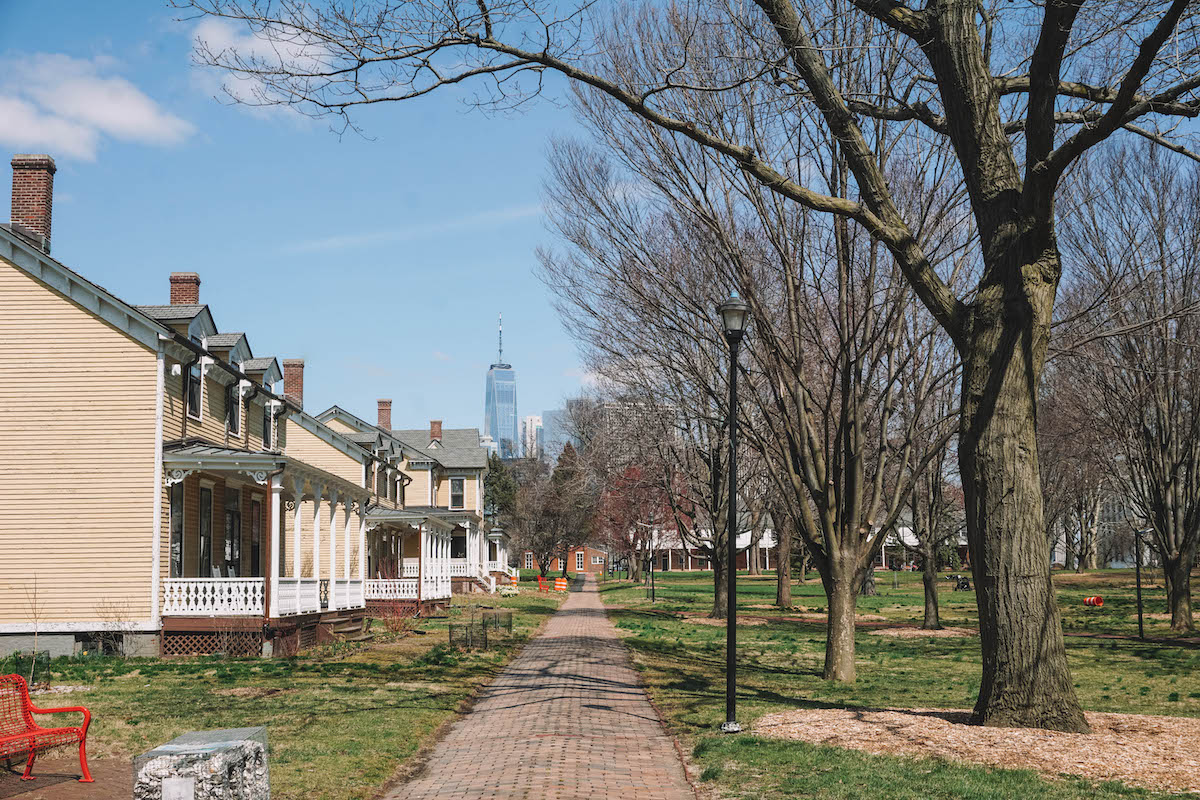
[207,332,246,349]
[242,357,277,371]
[316,406,432,463]
[390,428,488,469]
[135,304,208,322]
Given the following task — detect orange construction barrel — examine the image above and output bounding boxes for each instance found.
[1084,596,1104,607]
[555,577,568,592]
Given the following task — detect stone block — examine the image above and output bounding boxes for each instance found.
[133,727,269,799]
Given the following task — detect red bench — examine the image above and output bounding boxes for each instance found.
[0,674,94,782]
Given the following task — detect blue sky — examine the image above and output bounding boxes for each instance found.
[0,2,590,430]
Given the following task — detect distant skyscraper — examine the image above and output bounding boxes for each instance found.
[541,408,571,464]
[521,415,543,459]
[483,314,518,458]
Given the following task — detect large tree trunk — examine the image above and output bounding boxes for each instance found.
[776,523,792,608]
[712,549,728,619]
[959,265,1090,732]
[823,570,857,681]
[1164,552,1196,632]
[922,554,942,630]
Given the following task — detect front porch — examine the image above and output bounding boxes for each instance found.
[363,509,454,611]
[159,443,371,654]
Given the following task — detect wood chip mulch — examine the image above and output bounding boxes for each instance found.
[868,626,976,638]
[752,707,1200,794]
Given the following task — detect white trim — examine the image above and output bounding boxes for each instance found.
[290,411,371,466]
[151,347,165,628]
[449,477,465,510]
[0,226,169,350]
[0,621,159,634]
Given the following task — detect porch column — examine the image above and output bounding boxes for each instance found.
[357,505,367,584]
[343,502,353,586]
[291,477,304,581]
[270,474,283,617]
[327,490,340,612]
[419,524,427,601]
[312,483,323,588]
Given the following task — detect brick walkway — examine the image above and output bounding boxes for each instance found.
[389,575,694,800]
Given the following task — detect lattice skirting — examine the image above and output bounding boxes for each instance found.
[162,631,262,657]
[299,625,318,650]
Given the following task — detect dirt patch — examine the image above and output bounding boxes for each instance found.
[869,626,976,638]
[211,686,289,699]
[783,612,887,623]
[1127,612,1174,621]
[683,616,766,627]
[31,685,92,695]
[753,707,1200,794]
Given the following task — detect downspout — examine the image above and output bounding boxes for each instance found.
[150,343,166,634]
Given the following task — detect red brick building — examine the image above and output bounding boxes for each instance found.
[522,546,607,575]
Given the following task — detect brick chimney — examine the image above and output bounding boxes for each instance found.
[10,154,56,253]
[377,399,392,430]
[430,420,442,442]
[282,359,304,408]
[169,272,201,305]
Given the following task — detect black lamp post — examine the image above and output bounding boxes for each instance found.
[718,291,750,734]
[1135,527,1150,640]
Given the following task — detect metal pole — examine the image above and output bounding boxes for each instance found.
[723,337,741,733]
[1135,529,1145,641]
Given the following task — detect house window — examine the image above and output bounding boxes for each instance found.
[226,385,240,435]
[592,555,604,565]
[450,478,465,509]
[199,486,213,577]
[524,552,533,570]
[262,405,272,449]
[575,551,584,572]
[250,498,262,577]
[225,489,241,577]
[169,483,184,578]
[375,464,387,497]
[451,536,467,559]
[186,364,202,419]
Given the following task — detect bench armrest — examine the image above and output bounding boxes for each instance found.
[27,703,91,734]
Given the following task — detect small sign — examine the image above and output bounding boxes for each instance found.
[162,776,196,800]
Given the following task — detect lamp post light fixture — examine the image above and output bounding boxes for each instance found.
[718,291,750,734]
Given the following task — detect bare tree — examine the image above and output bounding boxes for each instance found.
[1059,143,1200,631]
[181,0,1200,730]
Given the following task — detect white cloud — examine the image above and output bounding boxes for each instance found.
[0,53,194,160]
[433,350,453,362]
[284,204,544,253]
[563,366,601,388]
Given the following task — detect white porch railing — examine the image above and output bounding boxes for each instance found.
[365,579,419,600]
[162,578,265,616]
[275,577,321,616]
[401,561,419,578]
[486,560,503,573]
[449,559,470,577]
[333,579,366,609]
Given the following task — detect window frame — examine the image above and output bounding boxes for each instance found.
[186,363,202,420]
[575,551,584,572]
[198,485,213,577]
[169,482,184,578]
[262,404,272,450]
[226,384,241,436]
[449,477,465,510]
[524,552,533,570]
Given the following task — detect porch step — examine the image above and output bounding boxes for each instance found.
[344,632,374,643]
[322,616,356,625]
[332,623,364,634]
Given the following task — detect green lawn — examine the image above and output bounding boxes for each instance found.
[6,589,563,800]
[600,569,1200,800]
